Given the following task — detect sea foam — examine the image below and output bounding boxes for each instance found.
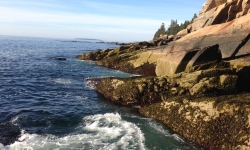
[2,113,146,150]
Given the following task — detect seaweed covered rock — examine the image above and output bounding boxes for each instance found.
[140,94,250,150]
[95,76,171,106]
[94,60,250,106]
[94,60,250,149]
[173,65,239,94]
[77,45,167,76]
[76,48,114,61]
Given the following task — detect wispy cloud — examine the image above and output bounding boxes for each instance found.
[0,6,164,41]
[0,7,163,29]
[0,0,204,41]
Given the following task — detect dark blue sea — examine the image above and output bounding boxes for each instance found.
[0,36,199,150]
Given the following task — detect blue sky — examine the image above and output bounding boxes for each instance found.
[0,0,205,42]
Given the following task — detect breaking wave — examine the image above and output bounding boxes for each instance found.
[2,113,146,150]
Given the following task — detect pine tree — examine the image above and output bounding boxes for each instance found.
[159,23,166,35]
[153,23,166,39]
[191,13,198,23]
[153,13,198,39]
[166,20,179,35]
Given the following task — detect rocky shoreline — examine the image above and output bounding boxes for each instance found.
[77,0,250,149]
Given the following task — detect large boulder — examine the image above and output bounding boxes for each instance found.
[176,29,189,37]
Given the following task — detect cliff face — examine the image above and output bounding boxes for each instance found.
[77,0,250,149]
[193,0,250,31]
[156,12,250,77]
[150,0,250,77]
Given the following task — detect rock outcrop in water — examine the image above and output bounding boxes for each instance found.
[77,0,250,149]
[76,36,176,76]
[140,94,250,150]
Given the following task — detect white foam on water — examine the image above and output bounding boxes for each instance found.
[83,76,112,89]
[48,78,75,85]
[109,70,136,77]
[83,78,97,89]
[10,116,19,126]
[172,134,185,143]
[81,113,146,150]
[0,143,5,150]
[131,74,141,77]
[75,96,88,101]
[79,60,96,64]
[2,113,146,150]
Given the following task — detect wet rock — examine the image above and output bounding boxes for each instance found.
[95,76,170,106]
[0,123,21,145]
[140,94,250,150]
[53,57,66,61]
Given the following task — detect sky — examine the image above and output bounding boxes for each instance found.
[0,0,205,42]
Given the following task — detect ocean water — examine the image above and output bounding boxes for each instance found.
[0,36,199,150]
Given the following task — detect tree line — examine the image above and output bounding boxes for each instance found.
[153,13,197,40]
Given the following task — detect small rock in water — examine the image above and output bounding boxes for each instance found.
[0,123,21,146]
[54,57,66,61]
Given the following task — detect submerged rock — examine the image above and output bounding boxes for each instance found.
[53,57,66,61]
[0,123,21,145]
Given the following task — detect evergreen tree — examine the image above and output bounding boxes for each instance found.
[153,13,198,39]
[191,13,198,23]
[159,23,166,34]
[166,19,179,35]
[153,23,166,39]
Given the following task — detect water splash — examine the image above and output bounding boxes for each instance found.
[3,113,146,150]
